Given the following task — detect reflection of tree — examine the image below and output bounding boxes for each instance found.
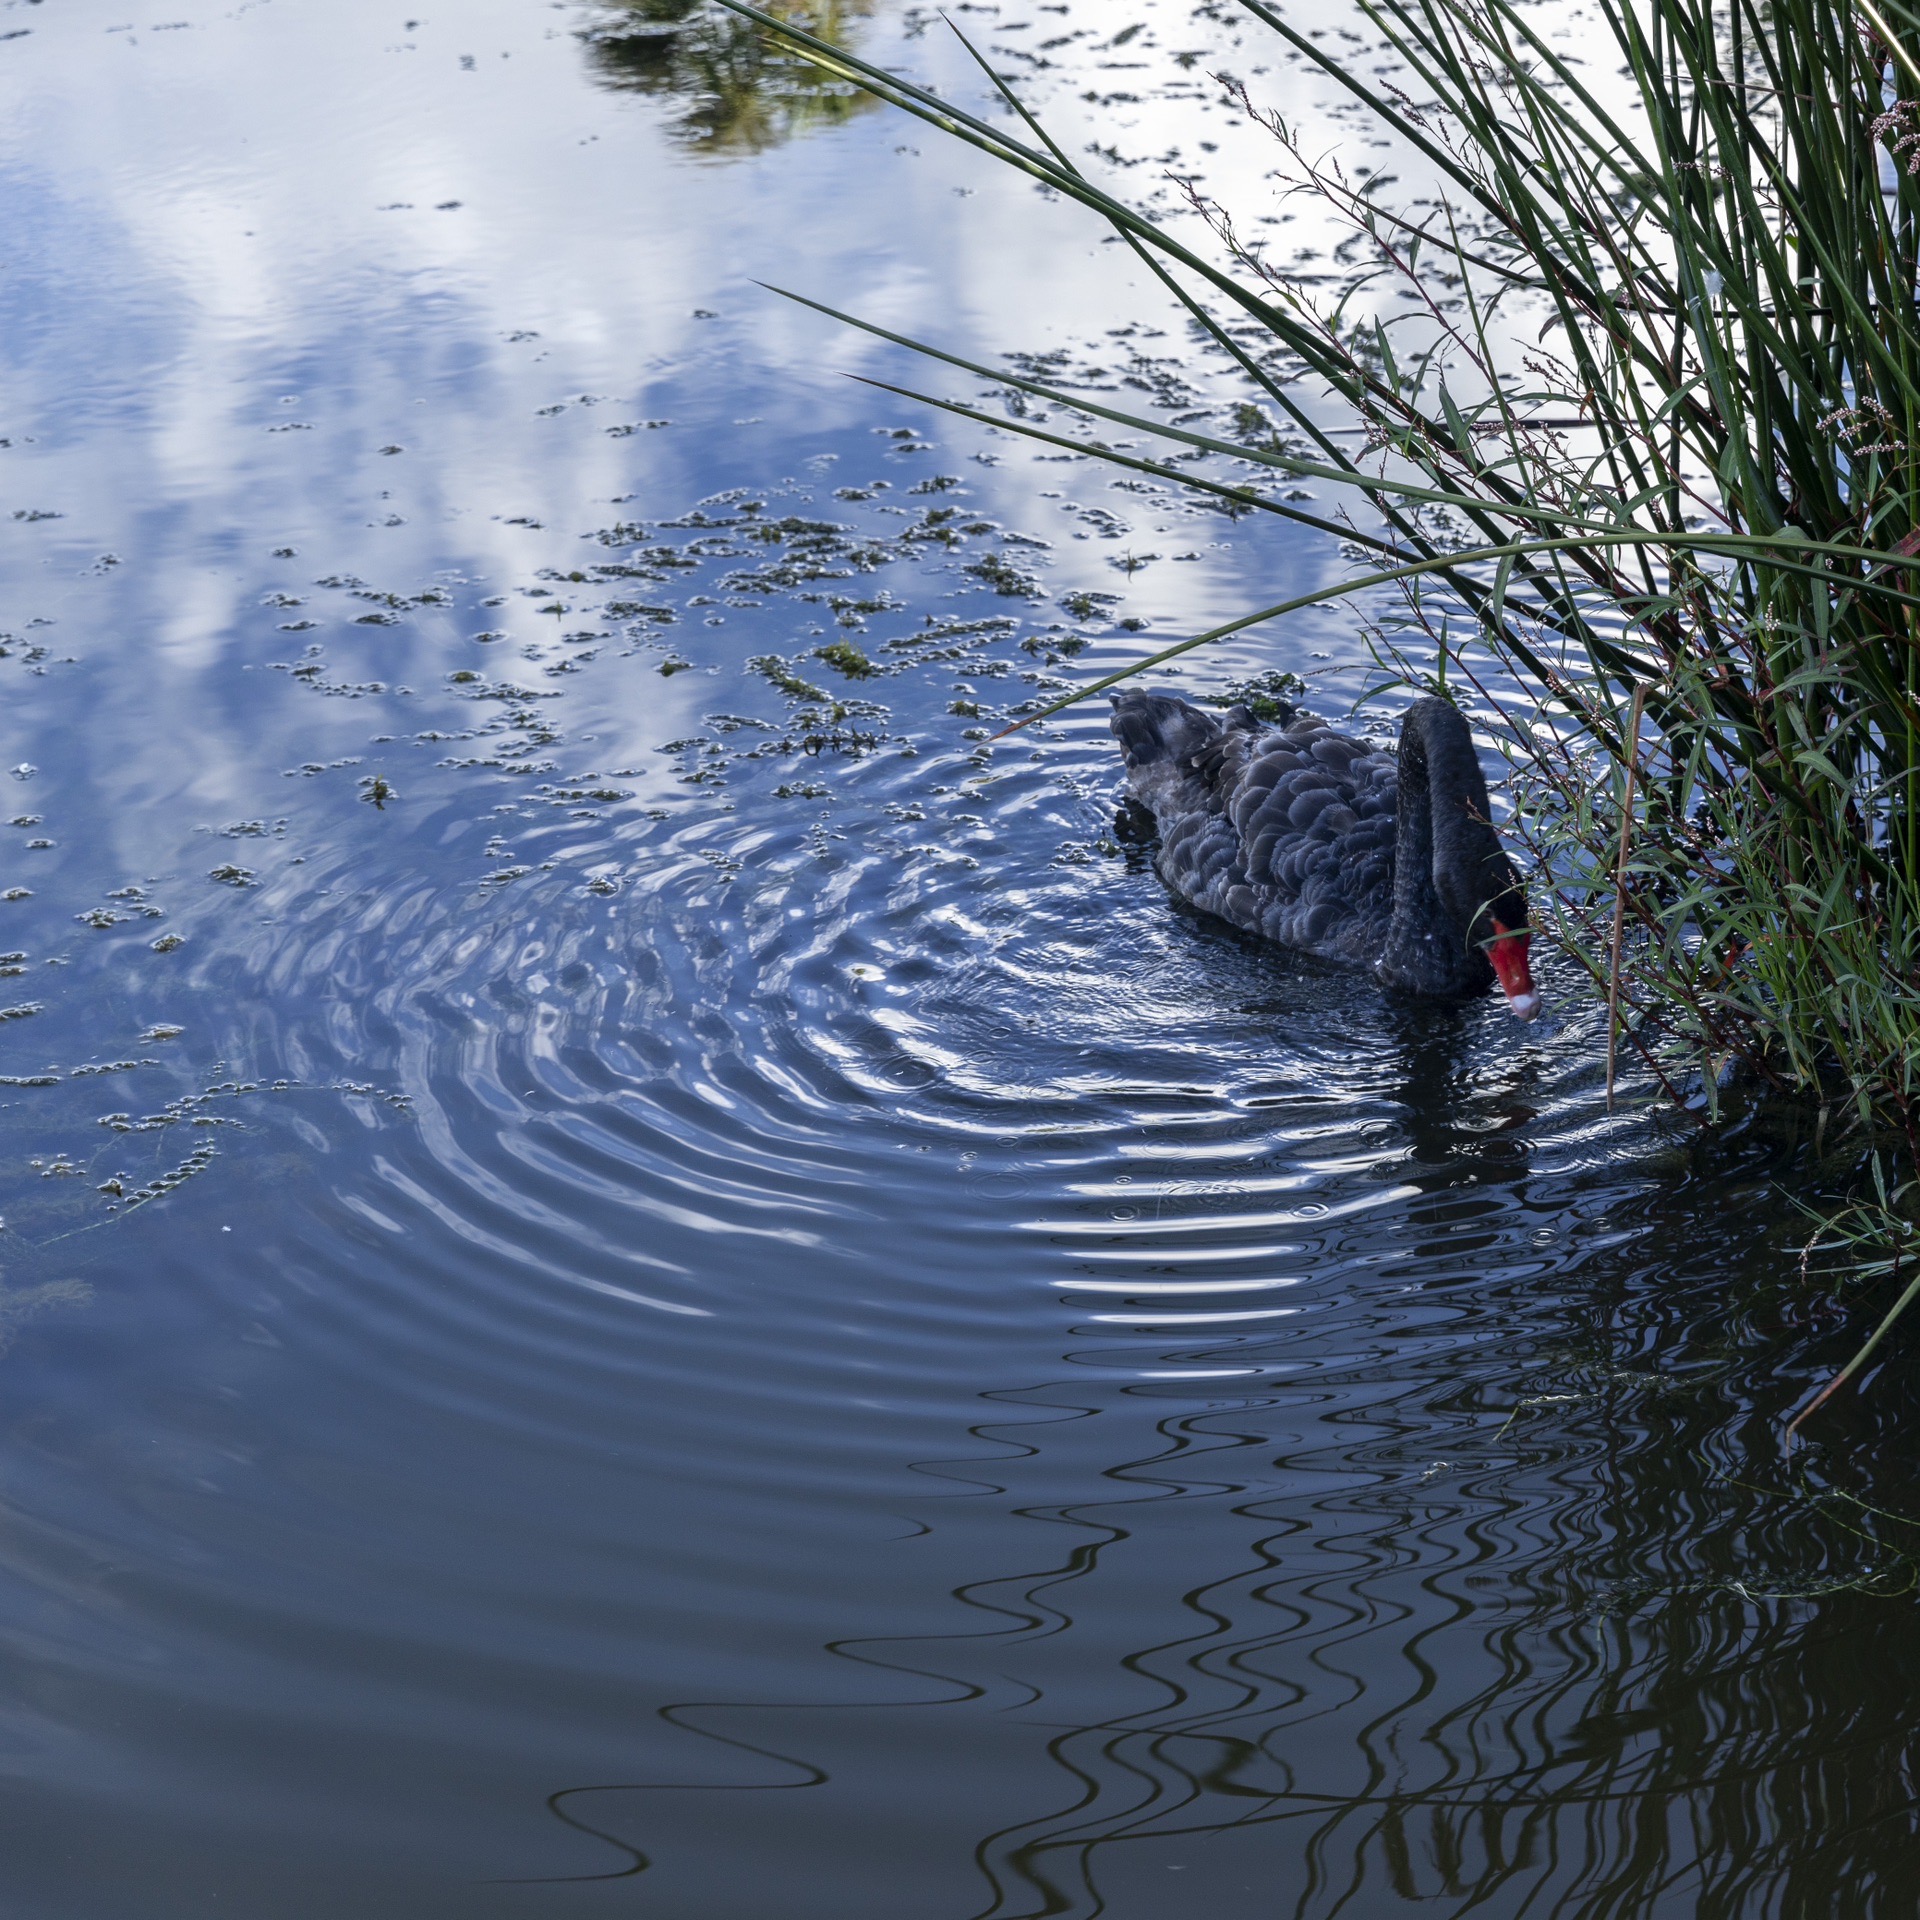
[578,0,878,153]
[964,1504,1920,1919]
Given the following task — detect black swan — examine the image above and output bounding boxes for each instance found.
[1110,689,1540,1018]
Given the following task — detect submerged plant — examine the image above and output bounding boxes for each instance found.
[721,0,1920,1414]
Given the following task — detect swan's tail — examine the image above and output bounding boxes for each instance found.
[1108,690,1220,774]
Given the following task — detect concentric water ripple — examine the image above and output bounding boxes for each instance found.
[0,695,1889,1917]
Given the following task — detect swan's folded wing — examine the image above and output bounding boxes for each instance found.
[1113,697,1400,962]
[1231,730,1383,884]
[1158,804,1248,909]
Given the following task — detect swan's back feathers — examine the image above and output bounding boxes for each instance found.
[1110,689,1398,964]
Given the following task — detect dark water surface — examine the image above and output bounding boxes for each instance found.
[0,2,1916,1914]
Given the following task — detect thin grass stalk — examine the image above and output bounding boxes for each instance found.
[1606,684,1650,1109]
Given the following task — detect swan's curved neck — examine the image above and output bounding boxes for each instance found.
[1381,699,1515,995]
[1389,702,1478,928]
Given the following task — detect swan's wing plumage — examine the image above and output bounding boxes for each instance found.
[1110,690,1397,964]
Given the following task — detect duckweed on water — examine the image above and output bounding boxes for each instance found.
[812,639,877,678]
[1214,668,1304,723]
[751,654,828,701]
[0,414,1225,1242]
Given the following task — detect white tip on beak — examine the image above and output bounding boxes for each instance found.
[1506,990,1542,1023]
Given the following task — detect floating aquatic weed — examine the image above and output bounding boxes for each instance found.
[751,655,827,702]
[1211,668,1303,723]
[108,1140,219,1212]
[1017,631,1087,665]
[541,783,634,804]
[1058,588,1119,621]
[965,553,1043,597]
[813,639,878,678]
[272,655,399,700]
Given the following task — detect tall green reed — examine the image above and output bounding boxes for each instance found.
[722,0,1920,1415]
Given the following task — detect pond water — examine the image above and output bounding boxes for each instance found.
[0,1,1916,1914]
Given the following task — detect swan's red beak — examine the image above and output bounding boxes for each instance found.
[1487,922,1541,1021]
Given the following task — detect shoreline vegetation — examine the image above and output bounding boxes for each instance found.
[718,0,1920,1426]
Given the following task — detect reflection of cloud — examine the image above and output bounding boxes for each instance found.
[580,0,880,153]
[0,0,1393,1014]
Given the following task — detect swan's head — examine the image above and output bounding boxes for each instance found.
[1437,837,1540,1018]
[1484,919,1540,1021]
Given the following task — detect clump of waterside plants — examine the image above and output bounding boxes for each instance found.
[721,0,1920,1417]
